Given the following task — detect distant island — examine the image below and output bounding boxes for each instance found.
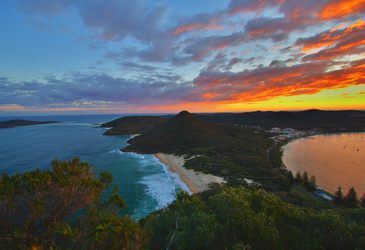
[0,119,58,129]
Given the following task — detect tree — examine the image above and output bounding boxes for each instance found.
[334,186,343,205]
[0,158,145,249]
[345,187,359,208]
[302,171,309,185]
[287,171,294,184]
[143,186,365,250]
[306,175,317,191]
[310,175,316,185]
[294,171,302,183]
[360,193,365,207]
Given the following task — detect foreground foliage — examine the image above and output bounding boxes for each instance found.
[0,158,145,249]
[142,186,365,250]
[2,159,364,249]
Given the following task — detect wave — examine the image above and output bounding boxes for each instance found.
[128,134,140,140]
[108,148,123,154]
[110,146,190,212]
[122,151,146,160]
[139,173,176,208]
[63,122,96,127]
[138,155,191,209]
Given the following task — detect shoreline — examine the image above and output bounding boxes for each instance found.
[154,153,226,194]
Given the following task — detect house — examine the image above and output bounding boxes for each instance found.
[270,127,282,134]
[282,128,296,134]
[282,128,297,138]
[244,178,262,187]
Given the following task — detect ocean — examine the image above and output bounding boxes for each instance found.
[0,114,189,219]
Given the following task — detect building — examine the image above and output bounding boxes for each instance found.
[270,127,282,134]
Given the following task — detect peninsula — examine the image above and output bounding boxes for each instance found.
[0,119,58,129]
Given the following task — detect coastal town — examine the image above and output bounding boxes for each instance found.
[268,127,314,142]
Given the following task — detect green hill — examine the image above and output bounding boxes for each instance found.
[100,116,167,135]
[122,111,286,189]
[122,111,224,154]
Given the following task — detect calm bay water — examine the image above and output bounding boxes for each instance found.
[282,133,365,195]
[0,114,188,219]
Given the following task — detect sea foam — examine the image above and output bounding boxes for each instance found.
[124,151,190,209]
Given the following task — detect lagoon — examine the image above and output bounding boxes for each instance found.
[282,133,365,195]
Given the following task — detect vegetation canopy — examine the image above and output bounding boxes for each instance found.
[0,158,145,249]
[1,159,365,249]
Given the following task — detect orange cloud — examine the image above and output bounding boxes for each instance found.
[233,64,365,102]
[0,104,25,111]
[297,19,365,62]
[172,23,223,35]
[300,20,365,52]
[320,0,365,19]
[195,59,365,104]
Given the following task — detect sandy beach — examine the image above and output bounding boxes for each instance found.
[155,153,226,193]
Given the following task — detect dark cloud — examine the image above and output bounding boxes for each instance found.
[204,53,244,72]
[119,62,158,72]
[17,0,170,42]
[183,32,244,61]
[0,73,197,108]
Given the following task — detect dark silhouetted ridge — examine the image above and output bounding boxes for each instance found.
[203,109,365,131]
[122,111,223,154]
[100,116,167,135]
[0,119,58,129]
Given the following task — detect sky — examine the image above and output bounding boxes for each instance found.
[0,0,364,115]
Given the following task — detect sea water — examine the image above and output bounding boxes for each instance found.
[0,114,189,219]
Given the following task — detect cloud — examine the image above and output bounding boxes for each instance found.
[300,20,365,61]
[0,73,197,109]
[203,53,245,72]
[17,0,171,42]
[319,0,365,20]
[194,58,365,102]
[7,0,365,112]
[172,23,224,35]
[171,12,225,35]
[183,32,245,61]
[119,62,158,72]
[228,0,284,14]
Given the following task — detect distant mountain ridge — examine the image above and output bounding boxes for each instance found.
[102,110,365,136]
[203,109,365,131]
[0,119,58,129]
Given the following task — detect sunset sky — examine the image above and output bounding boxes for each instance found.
[0,0,364,115]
